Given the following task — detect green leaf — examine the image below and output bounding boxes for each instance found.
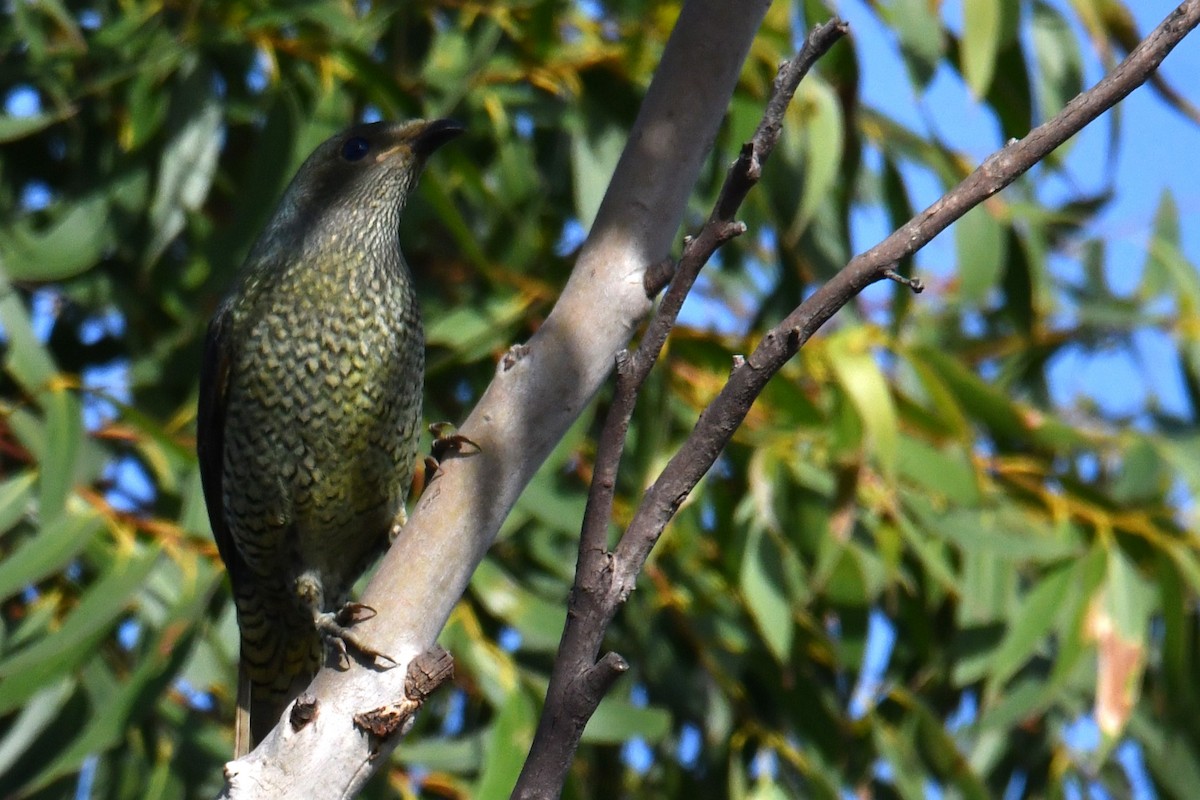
[1162,539,1200,598]
[892,687,991,800]
[1105,546,1153,643]
[984,559,1076,693]
[896,437,981,506]
[0,471,36,533]
[439,610,521,711]
[0,111,68,143]
[957,546,1014,627]
[922,507,1080,563]
[143,66,223,268]
[0,192,111,282]
[884,0,944,88]
[1141,191,1200,314]
[475,689,536,799]
[956,203,1006,304]
[747,780,792,800]
[38,386,82,520]
[1135,711,1200,799]
[570,119,625,231]
[918,346,1090,450]
[983,19,1034,140]
[0,511,101,602]
[1001,228,1036,334]
[872,722,927,800]
[740,522,794,662]
[422,24,473,95]
[582,697,671,743]
[975,672,1053,732]
[125,63,173,151]
[894,508,958,592]
[425,295,530,362]
[1111,437,1169,504]
[814,541,884,609]
[1031,0,1084,121]
[419,159,492,270]
[961,0,1002,97]
[0,676,74,777]
[903,353,970,438]
[0,284,55,394]
[827,332,899,478]
[177,465,212,537]
[396,732,484,773]
[22,565,211,795]
[789,78,843,239]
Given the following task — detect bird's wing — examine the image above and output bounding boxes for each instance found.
[198,303,240,589]
[197,304,254,756]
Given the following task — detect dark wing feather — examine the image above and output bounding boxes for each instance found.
[197,303,240,583]
[197,305,255,755]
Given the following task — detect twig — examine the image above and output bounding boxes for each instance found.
[511,18,849,800]
[611,0,1200,594]
[514,1,1200,797]
[883,267,924,293]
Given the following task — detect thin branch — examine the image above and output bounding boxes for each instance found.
[516,1,1200,797]
[580,16,849,597]
[883,267,924,293]
[512,18,849,800]
[613,0,1200,590]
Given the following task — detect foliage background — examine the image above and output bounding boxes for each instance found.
[1,0,1198,797]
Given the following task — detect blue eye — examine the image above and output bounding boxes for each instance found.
[341,137,370,162]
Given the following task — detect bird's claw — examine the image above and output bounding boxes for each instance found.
[315,602,397,670]
[428,423,480,462]
[423,423,481,485]
[336,602,377,625]
[422,455,441,489]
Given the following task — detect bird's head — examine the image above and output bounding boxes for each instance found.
[259,118,464,256]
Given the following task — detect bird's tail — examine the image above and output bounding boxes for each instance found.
[232,583,323,756]
[233,662,253,757]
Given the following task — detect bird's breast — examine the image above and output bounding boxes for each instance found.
[222,249,424,593]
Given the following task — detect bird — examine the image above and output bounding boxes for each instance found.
[197,118,463,756]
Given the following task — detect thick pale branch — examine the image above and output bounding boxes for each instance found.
[216,0,771,797]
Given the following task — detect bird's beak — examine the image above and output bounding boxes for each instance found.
[412,119,465,158]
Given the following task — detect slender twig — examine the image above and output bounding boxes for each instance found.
[883,267,924,293]
[511,18,849,800]
[579,17,850,575]
[514,1,1200,797]
[610,0,1200,591]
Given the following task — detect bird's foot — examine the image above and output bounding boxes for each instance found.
[314,602,397,670]
[423,422,481,485]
